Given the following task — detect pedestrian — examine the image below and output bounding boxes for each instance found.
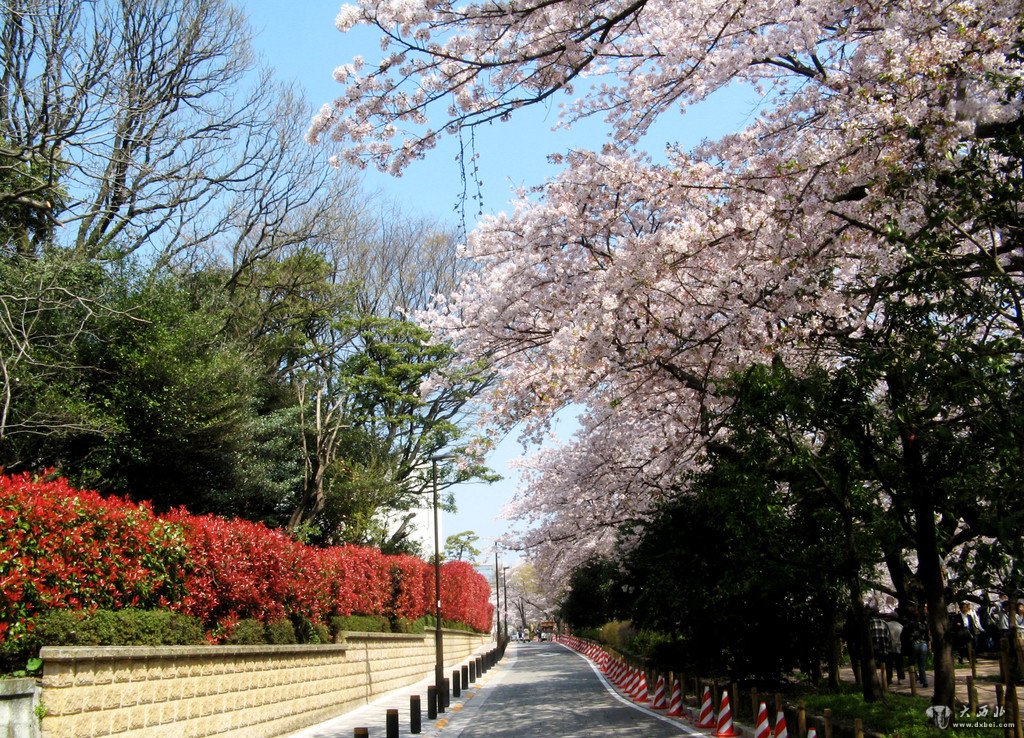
[953,602,982,664]
[885,613,905,684]
[868,608,891,682]
[902,606,930,687]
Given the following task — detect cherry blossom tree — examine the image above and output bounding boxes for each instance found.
[314,0,1024,704]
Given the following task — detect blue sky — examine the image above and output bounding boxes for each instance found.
[241,0,759,563]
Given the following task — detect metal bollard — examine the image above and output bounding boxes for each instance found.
[427,686,438,720]
[443,677,451,708]
[354,729,369,738]
[462,664,470,688]
[453,670,461,697]
[410,695,422,734]
[386,708,399,738]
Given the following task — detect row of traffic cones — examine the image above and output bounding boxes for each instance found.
[558,636,802,738]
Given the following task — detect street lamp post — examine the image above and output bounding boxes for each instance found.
[429,456,448,708]
[494,550,501,646]
[502,566,509,643]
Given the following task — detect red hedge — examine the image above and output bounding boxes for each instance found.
[0,473,494,649]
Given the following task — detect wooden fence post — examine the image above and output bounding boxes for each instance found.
[1008,682,1023,738]
[997,684,1008,738]
[823,708,833,738]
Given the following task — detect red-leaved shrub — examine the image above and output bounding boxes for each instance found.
[0,473,494,652]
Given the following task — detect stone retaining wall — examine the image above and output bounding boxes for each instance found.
[0,678,42,738]
[37,630,492,738]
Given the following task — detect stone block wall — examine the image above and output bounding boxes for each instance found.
[0,678,42,738]
[37,630,491,738]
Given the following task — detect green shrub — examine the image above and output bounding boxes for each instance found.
[266,619,297,645]
[599,620,635,650]
[330,614,390,635]
[392,618,426,634]
[291,617,330,644]
[33,609,204,647]
[223,619,266,645]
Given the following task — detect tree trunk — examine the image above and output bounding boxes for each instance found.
[906,434,955,706]
[288,459,326,530]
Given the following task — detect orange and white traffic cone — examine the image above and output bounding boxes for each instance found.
[754,702,771,738]
[697,685,715,728]
[632,670,650,703]
[774,710,789,738]
[651,674,668,709]
[714,691,737,737]
[665,675,683,717]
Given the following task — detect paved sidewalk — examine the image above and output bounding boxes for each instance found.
[288,647,513,738]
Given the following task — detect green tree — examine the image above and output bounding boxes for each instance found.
[557,557,625,631]
[445,531,481,562]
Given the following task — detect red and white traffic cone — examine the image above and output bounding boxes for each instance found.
[632,670,650,703]
[665,676,684,717]
[697,685,715,728]
[754,702,771,738]
[807,730,817,738]
[774,710,789,738]
[651,674,668,709]
[618,663,634,691]
[714,691,737,737]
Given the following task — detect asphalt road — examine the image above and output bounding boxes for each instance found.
[451,641,697,738]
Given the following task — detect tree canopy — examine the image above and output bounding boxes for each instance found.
[317,0,1024,704]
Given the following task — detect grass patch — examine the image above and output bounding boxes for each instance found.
[801,686,1003,738]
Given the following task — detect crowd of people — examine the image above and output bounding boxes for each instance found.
[849,598,1024,688]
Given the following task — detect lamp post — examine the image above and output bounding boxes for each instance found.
[429,455,451,707]
[491,548,499,646]
[502,566,509,643]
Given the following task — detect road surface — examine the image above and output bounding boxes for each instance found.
[291,641,699,738]
[453,641,694,737]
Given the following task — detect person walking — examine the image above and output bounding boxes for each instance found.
[868,608,891,684]
[886,614,905,684]
[902,607,930,688]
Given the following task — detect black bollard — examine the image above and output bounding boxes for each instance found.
[354,730,369,738]
[469,660,476,683]
[476,656,484,674]
[453,670,461,697]
[386,708,399,738]
[443,677,451,708]
[410,695,421,734]
[436,680,446,714]
[427,686,438,720]
[462,664,470,688]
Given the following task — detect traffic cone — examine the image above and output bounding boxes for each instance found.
[665,675,683,717]
[754,702,771,738]
[651,674,668,709]
[714,690,737,737]
[621,664,636,689]
[807,730,817,738]
[697,685,715,728]
[774,710,788,738]
[632,670,650,703]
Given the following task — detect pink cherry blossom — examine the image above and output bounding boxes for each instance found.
[314,0,1023,579]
